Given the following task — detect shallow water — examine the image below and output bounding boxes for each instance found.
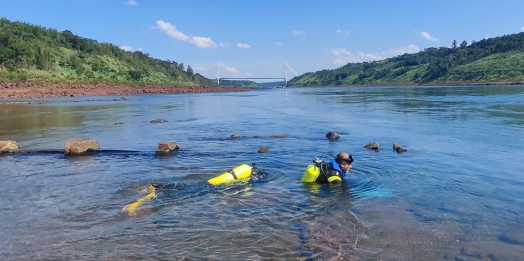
[1,86,524,260]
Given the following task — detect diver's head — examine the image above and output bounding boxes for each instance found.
[335,152,353,173]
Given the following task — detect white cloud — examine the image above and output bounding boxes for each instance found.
[218,63,239,74]
[156,20,189,41]
[330,48,382,65]
[155,20,217,48]
[127,0,138,5]
[237,43,251,49]
[390,44,420,55]
[521,27,524,32]
[336,29,350,36]
[292,30,306,36]
[420,31,438,42]
[245,72,253,77]
[276,42,282,46]
[191,36,217,48]
[193,66,205,71]
[219,43,230,48]
[120,46,134,52]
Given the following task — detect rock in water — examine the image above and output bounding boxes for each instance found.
[64,139,100,156]
[364,141,379,151]
[393,143,407,153]
[325,131,340,141]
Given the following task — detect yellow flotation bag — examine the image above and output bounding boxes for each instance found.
[123,185,156,215]
[208,164,253,185]
[301,164,321,183]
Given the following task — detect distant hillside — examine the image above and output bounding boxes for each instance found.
[218,79,259,87]
[289,33,524,86]
[256,81,285,88]
[0,18,224,86]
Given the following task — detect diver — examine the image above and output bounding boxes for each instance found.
[301,152,353,184]
[123,163,266,215]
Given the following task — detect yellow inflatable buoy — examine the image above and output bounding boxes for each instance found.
[208,164,253,185]
[123,185,156,215]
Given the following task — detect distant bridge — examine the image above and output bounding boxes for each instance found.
[219,78,285,80]
[216,63,294,87]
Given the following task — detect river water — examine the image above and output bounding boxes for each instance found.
[1,86,523,260]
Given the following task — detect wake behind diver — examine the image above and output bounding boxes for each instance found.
[123,164,267,215]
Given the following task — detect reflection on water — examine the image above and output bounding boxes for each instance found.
[1,86,524,260]
[0,102,128,133]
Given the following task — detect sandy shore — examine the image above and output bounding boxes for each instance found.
[0,81,252,99]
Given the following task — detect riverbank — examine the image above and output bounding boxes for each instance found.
[0,81,252,99]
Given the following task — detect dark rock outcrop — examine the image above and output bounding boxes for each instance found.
[325,132,340,141]
[393,143,407,153]
[364,141,379,151]
[156,141,179,154]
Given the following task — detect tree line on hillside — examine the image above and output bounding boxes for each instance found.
[0,17,215,86]
[289,32,524,86]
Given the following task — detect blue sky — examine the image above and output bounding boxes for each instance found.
[2,0,524,81]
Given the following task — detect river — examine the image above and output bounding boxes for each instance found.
[1,85,523,260]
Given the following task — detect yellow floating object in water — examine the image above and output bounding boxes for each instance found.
[301,164,321,183]
[123,185,156,215]
[208,164,253,185]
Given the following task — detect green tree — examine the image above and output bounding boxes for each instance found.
[35,45,51,70]
[451,40,458,49]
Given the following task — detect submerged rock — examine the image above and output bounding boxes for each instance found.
[498,231,524,246]
[258,146,270,153]
[150,119,167,124]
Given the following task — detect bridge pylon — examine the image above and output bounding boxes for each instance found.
[216,62,220,86]
[284,68,287,87]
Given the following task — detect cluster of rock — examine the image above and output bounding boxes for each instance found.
[230,134,288,153]
[362,141,407,153]
[1,139,179,156]
[230,131,408,154]
[1,130,407,156]
[325,131,408,153]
